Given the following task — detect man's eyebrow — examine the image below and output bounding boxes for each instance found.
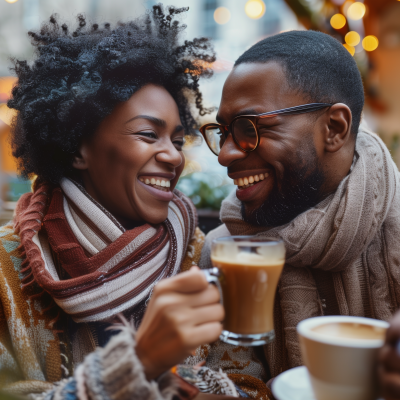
[125,115,167,127]
[216,108,265,125]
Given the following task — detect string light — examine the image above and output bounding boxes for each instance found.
[214,7,231,25]
[362,35,379,52]
[245,0,266,19]
[343,44,355,56]
[345,31,361,46]
[347,2,366,20]
[330,14,346,30]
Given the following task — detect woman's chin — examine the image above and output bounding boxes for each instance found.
[143,212,169,225]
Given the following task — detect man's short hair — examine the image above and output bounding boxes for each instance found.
[235,30,364,136]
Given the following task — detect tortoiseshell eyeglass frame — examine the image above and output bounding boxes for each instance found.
[199,102,334,156]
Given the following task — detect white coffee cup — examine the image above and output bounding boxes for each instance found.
[297,315,389,400]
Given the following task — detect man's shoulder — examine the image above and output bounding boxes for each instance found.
[205,224,231,245]
[199,224,231,269]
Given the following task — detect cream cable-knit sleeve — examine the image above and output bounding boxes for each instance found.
[37,327,170,400]
[34,324,238,400]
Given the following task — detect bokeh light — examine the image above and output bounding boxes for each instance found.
[330,14,346,30]
[345,31,361,46]
[4,0,18,3]
[214,7,231,25]
[245,0,266,20]
[347,2,366,20]
[362,35,379,52]
[343,43,355,56]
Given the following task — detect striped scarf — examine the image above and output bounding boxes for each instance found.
[15,178,197,323]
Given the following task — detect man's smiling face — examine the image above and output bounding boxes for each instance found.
[217,61,327,227]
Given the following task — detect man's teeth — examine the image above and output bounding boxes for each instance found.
[234,173,269,189]
[139,177,171,190]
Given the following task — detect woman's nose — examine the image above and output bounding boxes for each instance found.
[155,141,183,167]
[218,133,247,167]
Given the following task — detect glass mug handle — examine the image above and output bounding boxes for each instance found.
[202,267,223,307]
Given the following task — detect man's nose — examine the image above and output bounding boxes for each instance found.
[218,133,247,167]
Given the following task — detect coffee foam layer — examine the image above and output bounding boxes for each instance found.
[311,322,386,341]
[212,251,284,267]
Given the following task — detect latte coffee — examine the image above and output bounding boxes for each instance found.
[209,236,285,346]
[211,253,284,334]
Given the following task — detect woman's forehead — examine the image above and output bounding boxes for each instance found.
[107,84,181,125]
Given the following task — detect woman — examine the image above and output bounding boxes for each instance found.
[0,7,237,399]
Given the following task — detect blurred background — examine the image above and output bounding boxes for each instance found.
[0,0,399,232]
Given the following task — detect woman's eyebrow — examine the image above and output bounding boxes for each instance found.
[174,125,184,133]
[125,115,167,127]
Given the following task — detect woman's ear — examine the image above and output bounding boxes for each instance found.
[324,103,353,153]
[72,143,89,170]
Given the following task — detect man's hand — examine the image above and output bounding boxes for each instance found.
[379,310,400,399]
[135,266,224,380]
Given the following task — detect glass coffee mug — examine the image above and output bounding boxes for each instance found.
[204,236,286,346]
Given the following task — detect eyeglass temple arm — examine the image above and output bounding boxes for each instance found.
[257,103,333,118]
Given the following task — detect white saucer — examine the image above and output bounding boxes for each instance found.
[272,366,316,400]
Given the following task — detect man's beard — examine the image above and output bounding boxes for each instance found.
[241,147,325,228]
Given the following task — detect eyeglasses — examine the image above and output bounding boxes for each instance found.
[199,103,333,156]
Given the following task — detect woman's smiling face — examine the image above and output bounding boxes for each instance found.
[73,84,185,227]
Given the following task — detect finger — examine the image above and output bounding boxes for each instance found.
[189,284,220,307]
[154,285,220,310]
[380,345,400,372]
[385,311,400,346]
[379,369,400,399]
[186,322,223,348]
[190,303,224,326]
[154,269,208,295]
[185,284,220,307]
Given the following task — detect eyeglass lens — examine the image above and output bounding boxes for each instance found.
[204,118,257,155]
[204,126,224,155]
[232,118,257,152]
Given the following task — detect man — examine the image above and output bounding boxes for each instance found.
[196,30,400,383]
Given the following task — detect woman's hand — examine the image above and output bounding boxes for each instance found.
[379,310,400,399]
[135,266,224,381]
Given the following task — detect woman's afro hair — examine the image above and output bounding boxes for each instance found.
[8,5,216,183]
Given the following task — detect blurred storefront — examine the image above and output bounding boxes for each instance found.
[0,78,24,223]
[0,76,31,220]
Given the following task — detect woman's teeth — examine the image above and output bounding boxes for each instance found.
[139,177,171,191]
[234,173,269,189]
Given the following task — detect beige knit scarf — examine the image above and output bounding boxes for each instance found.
[219,127,400,375]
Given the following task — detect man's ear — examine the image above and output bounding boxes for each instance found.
[324,103,352,153]
[72,142,89,170]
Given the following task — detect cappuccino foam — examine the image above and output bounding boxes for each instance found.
[311,322,386,341]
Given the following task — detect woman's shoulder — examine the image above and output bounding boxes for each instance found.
[0,222,25,305]
[0,222,22,271]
